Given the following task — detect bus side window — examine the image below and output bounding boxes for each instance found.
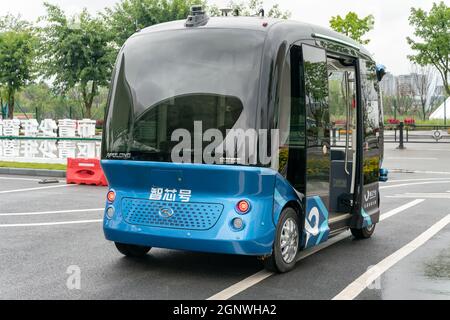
[360,59,381,184]
[285,45,306,193]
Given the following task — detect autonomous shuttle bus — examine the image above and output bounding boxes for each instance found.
[101,7,388,273]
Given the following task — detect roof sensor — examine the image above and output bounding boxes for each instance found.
[185,5,209,27]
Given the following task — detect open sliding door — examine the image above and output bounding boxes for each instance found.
[352,59,382,229]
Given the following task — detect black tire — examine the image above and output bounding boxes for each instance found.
[351,224,376,239]
[115,242,151,258]
[263,207,300,273]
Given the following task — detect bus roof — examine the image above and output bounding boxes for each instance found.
[134,16,372,58]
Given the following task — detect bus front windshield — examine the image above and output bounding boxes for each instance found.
[103,29,265,163]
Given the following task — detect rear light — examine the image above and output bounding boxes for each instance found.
[236,200,250,214]
[106,206,115,219]
[107,190,116,203]
[232,217,244,230]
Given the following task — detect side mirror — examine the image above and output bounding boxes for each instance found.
[376,64,386,82]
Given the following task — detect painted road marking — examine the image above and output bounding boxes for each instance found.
[387,157,438,160]
[0,208,104,216]
[389,169,450,175]
[379,199,424,221]
[0,184,75,194]
[207,199,423,300]
[0,177,43,182]
[208,232,351,300]
[385,178,450,183]
[380,180,450,190]
[332,214,450,300]
[387,193,450,199]
[0,219,102,227]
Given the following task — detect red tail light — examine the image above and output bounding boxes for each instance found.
[107,190,116,202]
[236,200,250,214]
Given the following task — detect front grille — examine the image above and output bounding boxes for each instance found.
[121,198,224,230]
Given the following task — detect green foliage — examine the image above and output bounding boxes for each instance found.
[329,12,374,44]
[209,1,290,19]
[39,2,116,118]
[0,27,37,118]
[0,14,32,32]
[17,82,107,120]
[0,161,66,170]
[103,0,204,47]
[407,1,450,96]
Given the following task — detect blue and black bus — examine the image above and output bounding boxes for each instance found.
[101,7,388,273]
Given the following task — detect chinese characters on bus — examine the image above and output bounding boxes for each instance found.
[150,188,192,203]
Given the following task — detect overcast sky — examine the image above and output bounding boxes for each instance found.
[3,0,449,75]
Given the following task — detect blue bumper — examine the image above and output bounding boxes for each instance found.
[101,160,281,256]
[104,218,275,256]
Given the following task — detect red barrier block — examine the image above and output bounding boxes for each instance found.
[66,158,108,186]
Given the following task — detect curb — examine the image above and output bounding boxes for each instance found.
[0,167,66,178]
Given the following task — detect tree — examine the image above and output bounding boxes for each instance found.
[106,0,291,47]
[39,3,115,118]
[395,78,414,116]
[329,12,374,44]
[410,64,437,120]
[104,0,203,47]
[0,14,31,32]
[407,2,450,97]
[209,1,291,19]
[0,30,37,119]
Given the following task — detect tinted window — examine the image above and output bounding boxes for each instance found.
[103,29,265,163]
[302,45,330,202]
[360,59,381,184]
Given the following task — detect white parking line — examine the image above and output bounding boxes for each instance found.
[379,199,424,221]
[0,219,102,227]
[207,199,424,300]
[389,169,450,175]
[332,214,450,300]
[380,180,450,190]
[385,178,450,183]
[0,177,43,182]
[387,157,438,160]
[0,208,104,216]
[387,193,450,199]
[0,184,75,194]
[208,232,351,300]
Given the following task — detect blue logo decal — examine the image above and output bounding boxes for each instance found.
[304,196,330,248]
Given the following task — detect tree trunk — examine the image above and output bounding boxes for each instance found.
[7,90,15,120]
[81,82,97,119]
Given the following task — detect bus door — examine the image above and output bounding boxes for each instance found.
[351,59,382,229]
[327,56,358,230]
[294,44,331,248]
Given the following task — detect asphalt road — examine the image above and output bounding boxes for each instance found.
[0,142,449,300]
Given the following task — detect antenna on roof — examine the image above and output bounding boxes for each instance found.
[258,8,265,17]
[185,5,209,27]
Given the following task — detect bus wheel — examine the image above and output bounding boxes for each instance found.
[263,207,300,273]
[351,224,376,239]
[115,242,151,258]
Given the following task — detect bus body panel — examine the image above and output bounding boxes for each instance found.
[102,160,279,255]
